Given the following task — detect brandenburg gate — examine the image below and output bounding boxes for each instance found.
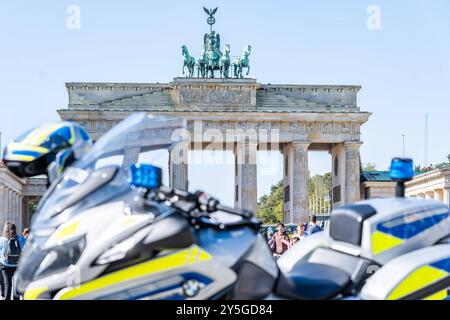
[56,8,370,223]
[58,78,370,223]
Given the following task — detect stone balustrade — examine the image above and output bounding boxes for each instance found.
[405,167,450,206]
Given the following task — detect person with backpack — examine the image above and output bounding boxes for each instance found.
[0,222,23,300]
[306,215,323,236]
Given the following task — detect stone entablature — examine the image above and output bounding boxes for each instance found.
[171,78,258,110]
[23,176,47,197]
[65,78,362,114]
[58,110,367,143]
[0,165,25,195]
[66,82,172,109]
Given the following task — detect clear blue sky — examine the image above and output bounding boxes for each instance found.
[1,1,449,205]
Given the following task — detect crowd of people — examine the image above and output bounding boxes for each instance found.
[0,222,29,300]
[267,215,324,258]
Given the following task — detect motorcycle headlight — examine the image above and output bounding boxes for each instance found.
[15,235,86,295]
[34,236,86,279]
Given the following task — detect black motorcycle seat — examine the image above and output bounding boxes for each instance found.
[275,262,351,300]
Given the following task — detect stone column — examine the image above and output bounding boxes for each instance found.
[283,141,310,224]
[344,141,362,204]
[234,140,257,214]
[331,143,345,207]
[434,190,444,202]
[425,191,434,200]
[22,196,29,229]
[169,142,189,190]
[0,186,6,231]
[443,188,450,207]
[7,189,13,222]
[11,191,18,226]
[16,194,23,231]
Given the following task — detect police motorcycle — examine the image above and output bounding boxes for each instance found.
[3,113,277,300]
[275,159,450,300]
[3,113,450,300]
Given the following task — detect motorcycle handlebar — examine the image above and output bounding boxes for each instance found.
[155,187,254,219]
[215,204,254,219]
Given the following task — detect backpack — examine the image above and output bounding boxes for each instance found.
[5,237,21,265]
[310,224,323,235]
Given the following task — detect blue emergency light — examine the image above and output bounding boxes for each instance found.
[389,158,414,197]
[130,163,162,189]
[389,158,414,181]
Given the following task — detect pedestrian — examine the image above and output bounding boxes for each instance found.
[0,232,4,300]
[291,224,306,244]
[20,227,30,248]
[306,215,323,236]
[0,222,23,300]
[268,222,290,258]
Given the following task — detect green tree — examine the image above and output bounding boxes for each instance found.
[414,155,450,173]
[363,162,377,172]
[257,180,284,224]
[257,172,333,224]
[308,173,332,214]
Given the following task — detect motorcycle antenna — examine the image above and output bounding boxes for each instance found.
[402,134,405,157]
[424,113,428,167]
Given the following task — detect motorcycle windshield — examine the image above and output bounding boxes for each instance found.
[33,112,186,229]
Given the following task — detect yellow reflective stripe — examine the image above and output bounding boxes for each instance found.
[57,245,212,300]
[387,266,448,300]
[189,246,199,264]
[423,289,448,300]
[198,249,212,262]
[371,231,404,255]
[55,220,80,241]
[24,123,63,145]
[69,126,76,145]
[6,155,35,162]
[8,143,49,154]
[24,286,48,300]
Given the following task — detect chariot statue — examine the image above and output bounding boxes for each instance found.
[181,7,251,79]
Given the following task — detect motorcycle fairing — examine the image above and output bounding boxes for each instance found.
[53,244,235,300]
[360,244,450,300]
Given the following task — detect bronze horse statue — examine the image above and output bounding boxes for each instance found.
[219,44,231,78]
[233,45,252,78]
[181,45,196,78]
[197,46,207,78]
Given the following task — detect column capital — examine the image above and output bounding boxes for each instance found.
[344,141,363,147]
[291,140,311,149]
[235,139,258,147]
